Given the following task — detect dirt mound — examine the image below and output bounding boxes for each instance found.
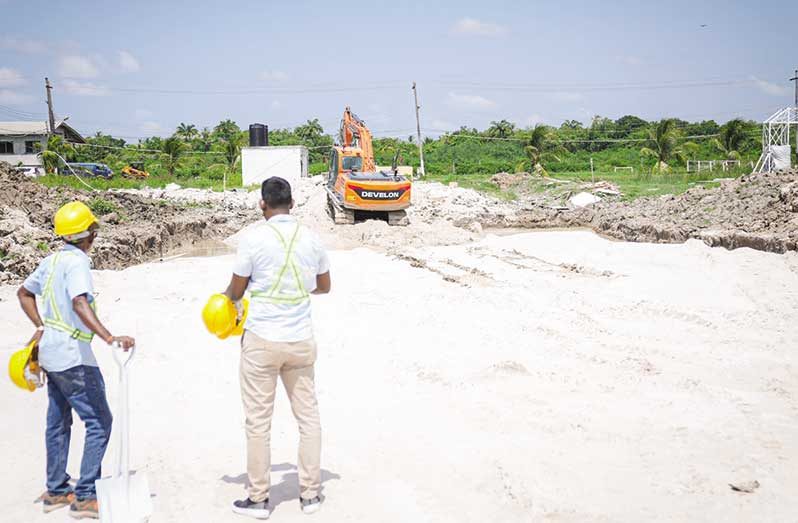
[491,172,533,191]
[587,170,798,253]
[0,162,256,283]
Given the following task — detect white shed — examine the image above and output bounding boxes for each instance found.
[241,145,309,191]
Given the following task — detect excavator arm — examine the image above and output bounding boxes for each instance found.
[340,107,376,172]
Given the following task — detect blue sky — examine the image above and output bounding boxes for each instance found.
[1,0,795,140]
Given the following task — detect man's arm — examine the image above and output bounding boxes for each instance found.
[312,271,331,295]
[17,285,44,345]
[224,274,250,302]
[73,295,135,350]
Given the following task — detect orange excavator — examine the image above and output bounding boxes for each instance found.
[325,107,411,225]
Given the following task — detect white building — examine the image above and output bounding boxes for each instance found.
[241,145,309,191]
[0,120,85,175]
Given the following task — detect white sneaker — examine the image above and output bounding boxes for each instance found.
[232,498,270,519]
[300,496,321,515]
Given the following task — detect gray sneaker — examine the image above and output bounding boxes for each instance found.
[232,497,270,519]
[300,496,321,515]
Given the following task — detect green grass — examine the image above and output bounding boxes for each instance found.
[428,169,736,201]
[37,169,243,192]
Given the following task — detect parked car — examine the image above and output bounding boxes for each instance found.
[66,163,114,179]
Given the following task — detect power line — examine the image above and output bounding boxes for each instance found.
[437,78,757,92]
[58,83,406,96]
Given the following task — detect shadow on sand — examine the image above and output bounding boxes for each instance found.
[221,463,341,510]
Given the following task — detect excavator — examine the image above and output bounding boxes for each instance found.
[325,107,411,225]
[121,161,149,179]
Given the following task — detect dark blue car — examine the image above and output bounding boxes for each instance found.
[66,163,114,179]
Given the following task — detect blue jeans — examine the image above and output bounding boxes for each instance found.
[45,365,113,500]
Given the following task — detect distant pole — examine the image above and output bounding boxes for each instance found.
[590,157,595,183]
[45,77,56,135]
[412,82,426,178]
[791,69,798,107]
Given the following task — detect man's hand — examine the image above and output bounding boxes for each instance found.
[233,300,245,323]
[111,336,136,351]
[27,328,44,347]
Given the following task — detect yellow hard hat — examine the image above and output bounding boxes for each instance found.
[202,294,248,340]
[54,201,99,238]
[8,341,37,392]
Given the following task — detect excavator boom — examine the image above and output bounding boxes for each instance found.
[340,107,376,172]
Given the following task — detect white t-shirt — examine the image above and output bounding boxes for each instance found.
[233,214,330,342]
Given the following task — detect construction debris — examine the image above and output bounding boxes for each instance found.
[0,163,254,283]
[569,192,602,208]
[587,170,798,253]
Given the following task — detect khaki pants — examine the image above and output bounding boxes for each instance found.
[240,330,321,502]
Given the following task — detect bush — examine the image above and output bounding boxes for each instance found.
[87,197,119,216]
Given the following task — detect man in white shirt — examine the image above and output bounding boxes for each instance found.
[223,177,331,519]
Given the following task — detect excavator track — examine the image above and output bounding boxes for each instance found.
[326,190,355,225]
[387,210,409,226]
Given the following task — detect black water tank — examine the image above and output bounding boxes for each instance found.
[249,123,268,146]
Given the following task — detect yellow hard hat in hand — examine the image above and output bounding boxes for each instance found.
[8,340,40,392]
[54,201,99,238]
[202,294,249,340]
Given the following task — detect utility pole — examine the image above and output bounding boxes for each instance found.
[791,69,798,107]
[45,77,56,135]
[412,82,426,178]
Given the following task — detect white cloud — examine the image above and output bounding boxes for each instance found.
[549,91,585,103]
[270,100,282,110]
[431,119,456,131]
[751,76,789,96]
[134,108,153,120]
[118,50,141,73]
[62,79,108,96]
[59,55,100,79]
[140,121,163,134]
[0,36,47,54]
[0,67,26,88]
[447,91,497,109]
[525,114,545,126]
[452,17,506,36]
[0,89,34,105]
[260,70,288,82]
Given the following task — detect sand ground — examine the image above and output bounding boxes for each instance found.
[1,230,797,522]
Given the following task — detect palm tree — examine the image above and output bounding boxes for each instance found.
[161,137,186,177]
[223,134,243,172]
[521,125,559,174]
[711,118,747,160]
[197,127,213,152]
[640,119,686,173]
[213,119,240,142]
[40,135,75,174]
[486,120,516,139]
[176,123,198,142]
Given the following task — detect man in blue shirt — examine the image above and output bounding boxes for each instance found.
[17,201,135,520]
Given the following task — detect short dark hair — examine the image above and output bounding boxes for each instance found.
[261,177,292,208]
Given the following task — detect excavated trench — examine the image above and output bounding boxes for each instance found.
[0,163,256,283]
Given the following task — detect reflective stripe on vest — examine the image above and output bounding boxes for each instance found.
[250,223,310,305]
[42,252,95,343]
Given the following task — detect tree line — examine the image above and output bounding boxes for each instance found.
[48,114,761,182]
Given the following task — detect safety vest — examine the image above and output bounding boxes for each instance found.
[250,223,310,305]
[42,252,95,342]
